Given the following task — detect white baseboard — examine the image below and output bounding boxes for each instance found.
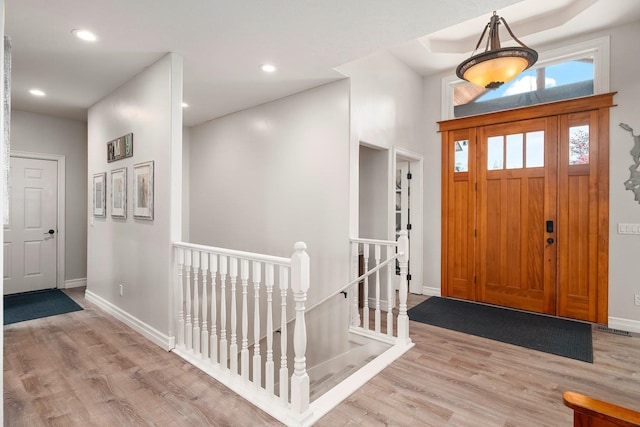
[422,285,441,296]
[608,316,640,334]
[64,278,87,289]
[84,289,175,351]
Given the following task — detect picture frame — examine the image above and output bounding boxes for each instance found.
[110,167,127,218]
[107,133,134,162]
[93,172,106,217]
[133,161,154,220]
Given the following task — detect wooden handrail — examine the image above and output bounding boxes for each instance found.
[563,391,640,427]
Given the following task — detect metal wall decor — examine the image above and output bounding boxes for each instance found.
[107,133,133,162]
[620,123,640,204]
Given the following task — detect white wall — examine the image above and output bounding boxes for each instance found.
[422,20,640,330]
[87,53,182,345]
[189,80,351,362]
[422,74,444,293]
[359,145,388,239]
[337,50,426,289]
[337,51,426,154]
[182,127,190,242]
[189,80,351,303]
[10,110,88,282]
[606,21,640,328]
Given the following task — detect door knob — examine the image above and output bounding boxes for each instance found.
[45,229,55,235]
[547,237,554,245]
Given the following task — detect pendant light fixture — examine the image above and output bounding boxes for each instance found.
[456,11,537,89]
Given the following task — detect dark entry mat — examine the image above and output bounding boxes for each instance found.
[408,297,593,363]
[4,289,83,325]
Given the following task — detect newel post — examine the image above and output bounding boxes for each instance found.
[397,230,411,344]
[290,242,310,415]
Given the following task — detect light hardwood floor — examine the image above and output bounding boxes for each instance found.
[4,289,640,426]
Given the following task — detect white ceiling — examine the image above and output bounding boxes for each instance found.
[6,0,640,127]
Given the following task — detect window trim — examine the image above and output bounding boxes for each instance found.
[441,36,610,121]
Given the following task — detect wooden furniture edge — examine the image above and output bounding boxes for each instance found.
[563,391,640,426]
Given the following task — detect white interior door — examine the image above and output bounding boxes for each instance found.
[3,156,58,295]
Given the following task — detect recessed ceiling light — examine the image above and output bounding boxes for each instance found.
[29,89,46,97]
[260,64,277,73]
[182,102,189,108]
[71,29,98,42]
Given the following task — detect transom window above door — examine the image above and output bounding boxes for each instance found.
[442,37,610,120]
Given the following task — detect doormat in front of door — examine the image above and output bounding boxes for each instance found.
[4,289,83,325]
[408,297,593,363]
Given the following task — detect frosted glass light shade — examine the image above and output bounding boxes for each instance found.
[457,47,537,89]
[456,12,538,90]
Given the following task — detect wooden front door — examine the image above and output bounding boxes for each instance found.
[476,118,558,314]
[440,94,613,324]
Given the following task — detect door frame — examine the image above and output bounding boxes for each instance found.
[438,93,614,324]
[392,147,423,295]
[10,151,66,289]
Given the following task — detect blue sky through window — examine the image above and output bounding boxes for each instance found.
[477,60,594,102]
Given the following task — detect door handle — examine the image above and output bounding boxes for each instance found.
[546,220,554,233]
[547,237,554,245]
[44,229,55,235]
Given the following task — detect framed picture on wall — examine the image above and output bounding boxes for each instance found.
[110,167,127,218]
[133,161,154,220]
[93,172,106,217]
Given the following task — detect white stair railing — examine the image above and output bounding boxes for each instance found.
[172,233,411,426]
[172,241,311,425]
[349,230,411,343]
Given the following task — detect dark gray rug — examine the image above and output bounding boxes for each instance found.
[408,297,593,363]
[4,289,83,325]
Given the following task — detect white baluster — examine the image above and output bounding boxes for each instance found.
[397,231,411,344]
[363,243,370,330]
[265,263,275,395]
[210,253,218,365]
[252,261,262,389]
[176,248,185,347]
[193,251,201,355]
[387,244,394,336]
[219,255,228,369]
[229,257,238,375]
[351,242,360,327]
[290,242,310,415]
[201,252,209,359]
[185,250,193,351]
[374,244,381,333]
[279,266,289,405]
[240,259,250,380]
